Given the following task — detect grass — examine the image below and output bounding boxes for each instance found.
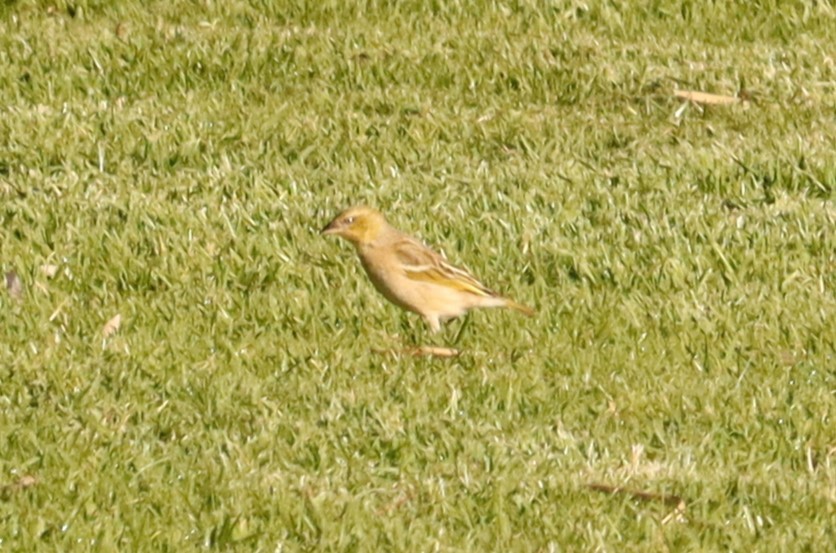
[0,0,834,550]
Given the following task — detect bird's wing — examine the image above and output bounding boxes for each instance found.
[392,237,496,297]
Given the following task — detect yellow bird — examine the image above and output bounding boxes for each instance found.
[322,206,534,332]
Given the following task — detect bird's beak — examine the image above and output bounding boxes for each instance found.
[321,219,340,236]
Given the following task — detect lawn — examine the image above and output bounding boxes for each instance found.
[0,0,834,550]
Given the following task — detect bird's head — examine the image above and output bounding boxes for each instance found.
[321,206,387,246]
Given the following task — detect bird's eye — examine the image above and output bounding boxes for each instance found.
[345,216,355,224]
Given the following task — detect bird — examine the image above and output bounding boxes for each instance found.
[321,206,534,333]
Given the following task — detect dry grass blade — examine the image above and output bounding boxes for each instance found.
[41,264,60,278]
[587,482,688,524]
[0,475,37,500]
[5,271,23,301]
[406,346,460,357]
[373,346,461,358]
[102,314,122,338]
[661,500,689,525]
[49,298,70,322]
[587,482,685,508]
[673,89,740,105]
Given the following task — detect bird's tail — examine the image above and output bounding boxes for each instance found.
[504,299,535,317]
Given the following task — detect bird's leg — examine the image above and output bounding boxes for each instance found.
[451,314,470,346]
[392,312,419,345]
[389,315,460,357]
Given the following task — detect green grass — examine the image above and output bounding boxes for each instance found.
[1,0,834,550]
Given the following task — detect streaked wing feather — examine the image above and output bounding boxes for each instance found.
[393,237,496,297]
[391,237,438,269]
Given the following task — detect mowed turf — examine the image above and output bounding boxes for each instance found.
[0,0,834,550]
